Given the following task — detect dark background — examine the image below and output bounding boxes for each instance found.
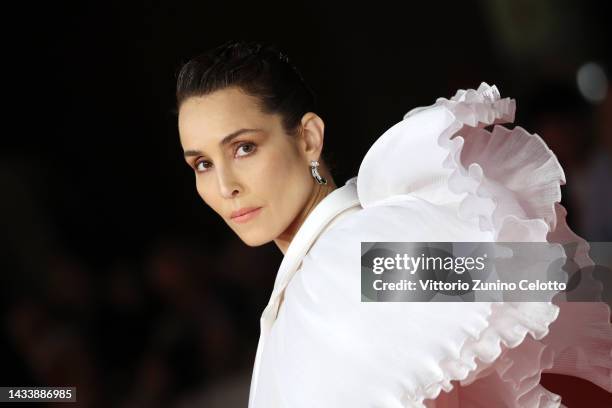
[2,0,611,407]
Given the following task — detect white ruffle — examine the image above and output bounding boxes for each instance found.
[357,83,611,407]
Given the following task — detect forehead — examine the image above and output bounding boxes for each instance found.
[178,87,271,140]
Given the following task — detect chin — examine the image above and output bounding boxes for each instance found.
[238,232,271,248]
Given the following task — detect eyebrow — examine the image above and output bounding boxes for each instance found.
[183,128,263,158]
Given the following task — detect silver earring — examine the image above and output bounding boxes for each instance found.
[310,160,327,185]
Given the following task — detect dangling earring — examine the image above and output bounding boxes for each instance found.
[310,160,327,185]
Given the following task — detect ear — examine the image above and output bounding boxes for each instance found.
[297,112,325,161]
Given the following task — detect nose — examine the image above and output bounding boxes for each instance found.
[215,164,242,199]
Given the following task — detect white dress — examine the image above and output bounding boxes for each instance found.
[248,83,612,407]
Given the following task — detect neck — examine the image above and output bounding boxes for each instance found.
[274,179,338,255]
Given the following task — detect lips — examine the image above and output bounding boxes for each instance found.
[230,207,262,219]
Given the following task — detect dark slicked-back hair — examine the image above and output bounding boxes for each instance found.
[175,40,318,138]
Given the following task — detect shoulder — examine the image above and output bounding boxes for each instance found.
[313,197,489,252]
[295,199,477,300]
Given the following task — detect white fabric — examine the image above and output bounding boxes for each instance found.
[248,83,612,408]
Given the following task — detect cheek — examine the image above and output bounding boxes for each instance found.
[195,178,222,213]
[258,149,313,216]
[258,148,307,196]
[262,142,307,179]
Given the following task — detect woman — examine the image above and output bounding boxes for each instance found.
[175,41,612,407]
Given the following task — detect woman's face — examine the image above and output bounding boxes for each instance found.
[178,86,316,247]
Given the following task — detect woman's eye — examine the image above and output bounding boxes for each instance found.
[236,142,256,157]
[194,143,255,173]
[195,160,212,172]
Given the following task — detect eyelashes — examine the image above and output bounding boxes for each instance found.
[235,141,256,157]
[194,142,257,173]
